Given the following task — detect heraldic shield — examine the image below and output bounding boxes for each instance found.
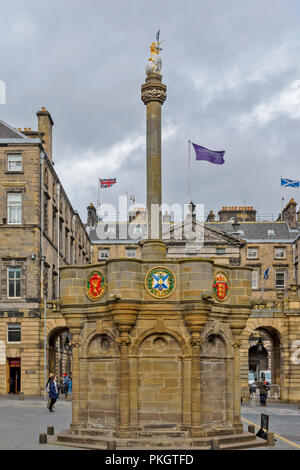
[145,266,176,299]
[86,271,105,301]
[213,271,229,301]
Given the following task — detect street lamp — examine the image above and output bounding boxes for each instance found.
[257,336,264,382]
[63,332,73,375]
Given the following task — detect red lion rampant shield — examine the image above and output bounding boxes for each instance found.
[86,271,105,300]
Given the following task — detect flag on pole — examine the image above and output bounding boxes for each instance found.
[191,142,225,165]
[156,29,160,42]
[99,178,116,188]
[281,178,300,188]
[263,267,269,281]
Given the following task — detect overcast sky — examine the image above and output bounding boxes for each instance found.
[1,0,300,222]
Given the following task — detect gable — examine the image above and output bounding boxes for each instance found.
[0,120,24,139]
[166,220,245,246]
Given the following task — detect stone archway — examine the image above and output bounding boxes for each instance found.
[241,319,286,400]
[48,327,72,381]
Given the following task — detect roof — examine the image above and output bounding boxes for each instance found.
[207,221,300,242]
[0,118,40,144]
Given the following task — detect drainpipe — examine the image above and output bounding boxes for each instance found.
[57,183,60,298]
[40,150,47,399]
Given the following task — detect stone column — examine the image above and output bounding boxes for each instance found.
[141,73,166,240]
[69,327,82,428]
[232,333,243,432]
[189,331,205,437]
[113,312,136,437]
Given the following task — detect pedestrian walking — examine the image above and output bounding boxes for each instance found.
[68,376,72,397]
[258,380,268,407]
[46,373,54,409]
[63,374,69,398]
[48,376,58,412]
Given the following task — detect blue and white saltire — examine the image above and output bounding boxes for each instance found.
[152,273,169,292]
[281,178,300,188]
[263,268,269,281]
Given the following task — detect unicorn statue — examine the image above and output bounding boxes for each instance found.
[145,31,163,76]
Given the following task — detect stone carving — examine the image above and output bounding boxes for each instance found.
[141,87,167,104]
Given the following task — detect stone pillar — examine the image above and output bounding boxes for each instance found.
[190,332,205,436]
[113,312,136,437]
[141,73,166,240]
[232,333,243,432]
[68,326,82,428]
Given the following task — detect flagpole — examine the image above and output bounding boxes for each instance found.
[97,179,100,221]
[188,140,191,198]
[280,176,283,220]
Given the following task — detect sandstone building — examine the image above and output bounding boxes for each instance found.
[0,110,91,395]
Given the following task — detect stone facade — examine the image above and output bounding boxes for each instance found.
[58,252,254,445]
[0,111,91,395]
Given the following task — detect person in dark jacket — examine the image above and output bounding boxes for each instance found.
[258,380,268,406]
[48,376,58,412]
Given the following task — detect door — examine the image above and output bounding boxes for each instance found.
[7,359,21,394]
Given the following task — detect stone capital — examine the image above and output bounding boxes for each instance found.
[141,81,167,105]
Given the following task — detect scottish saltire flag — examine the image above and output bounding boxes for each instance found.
[281,178,300,188]
[99,178,116,188]
[192,142,225,165]
[263,268,269,281]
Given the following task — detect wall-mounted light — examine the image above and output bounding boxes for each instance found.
[31,254,36,260]
[41,255,46,261]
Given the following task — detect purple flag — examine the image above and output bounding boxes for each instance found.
[192,142,225,164]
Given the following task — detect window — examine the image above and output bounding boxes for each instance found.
[7,154,22,172]
[216,248,225,255]
[274,247,285,259]
[7,323,21,342]
[275,270,285,288]
[8,267,21,298]
[252,270,259,289]
[99,249,110,260]
[267,229,275,237]
[126,248,136,258]
[247,248,258,259]
[7,192,22,224]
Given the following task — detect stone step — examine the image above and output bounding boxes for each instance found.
[53,430,266,450]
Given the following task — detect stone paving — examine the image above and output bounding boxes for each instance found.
[0,395,80,450]
[0,395,299,450]
[242,402,300,450]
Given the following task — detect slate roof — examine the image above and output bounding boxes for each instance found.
[207,221,300,242]
[0,118,40,144]
[0,120,23,139]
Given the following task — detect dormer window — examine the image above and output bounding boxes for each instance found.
[267,229,275,237]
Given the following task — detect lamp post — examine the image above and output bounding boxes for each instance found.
[257,336,264,383]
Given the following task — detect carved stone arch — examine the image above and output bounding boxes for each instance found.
[83,328,116,357]
[201,321,232,357]
[86,330,117,358]
[46,319,67,347]
[242,318,287,347]
[131,327,190,355]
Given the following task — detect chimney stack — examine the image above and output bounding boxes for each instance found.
[36,107,54,163]
[87,203,97,227]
